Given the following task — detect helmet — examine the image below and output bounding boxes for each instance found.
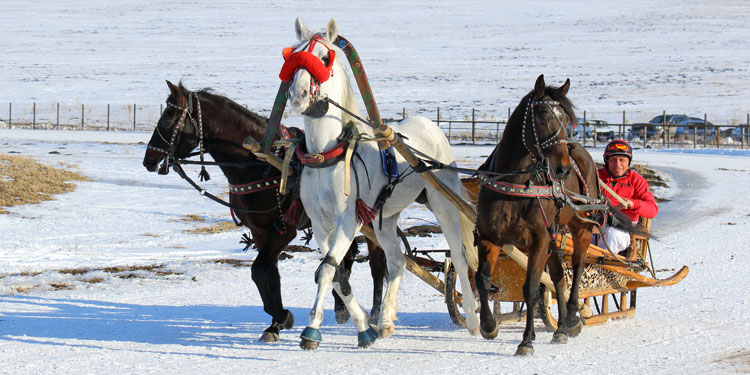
[603,139,632,163]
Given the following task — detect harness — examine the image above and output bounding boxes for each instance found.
[478,96,610,250]
[280,35,336,109]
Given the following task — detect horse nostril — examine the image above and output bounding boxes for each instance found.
[556,166,570,178]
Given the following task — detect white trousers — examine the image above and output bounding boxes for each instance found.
[596,226,631,252]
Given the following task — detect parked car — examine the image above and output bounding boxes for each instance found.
[673,119,716,139]
[629,123,663,139]
[730,126,748,142]
[586,120,618,141]
[567,118,613,141]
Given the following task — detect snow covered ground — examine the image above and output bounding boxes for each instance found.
[2,1,750,373]
[1,129,750,374]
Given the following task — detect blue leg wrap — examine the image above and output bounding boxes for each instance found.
[357,326,378,348]
[300,327,322,343]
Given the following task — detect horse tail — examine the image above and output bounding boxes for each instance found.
[608,203,651,238]
[459,186,479,273]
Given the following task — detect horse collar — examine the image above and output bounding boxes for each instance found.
[295,140,349,168]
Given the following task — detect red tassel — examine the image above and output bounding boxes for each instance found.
[356,199,377,225]
[283,199,303,226]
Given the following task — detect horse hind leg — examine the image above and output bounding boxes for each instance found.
[426,189,480,336]
[373,216,406,339]
[476,239,502,340]
[251,236,295,343]
[332,241,358,324]
[366,239,386,325]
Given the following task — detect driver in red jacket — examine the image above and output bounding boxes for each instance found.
[597,139,658,252]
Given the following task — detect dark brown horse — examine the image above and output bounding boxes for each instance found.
[142,81,385,342]
[475,75,643,355]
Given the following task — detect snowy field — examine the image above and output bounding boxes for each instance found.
[2,0,750,374]
[2,129,750,374]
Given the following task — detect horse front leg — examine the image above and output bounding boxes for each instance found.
[476,239,501,340]
[546,248,571,344]
[517,238,550,356]
[301,220,374,350]
[557,226,592,339]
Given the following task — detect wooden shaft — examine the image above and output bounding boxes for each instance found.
[598,176,627,206]
[242,137,294,177]
[360,224,445,294]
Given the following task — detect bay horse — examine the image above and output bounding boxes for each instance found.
[282,18,479,350]
[475,75,645,355]
[142,81,386,343]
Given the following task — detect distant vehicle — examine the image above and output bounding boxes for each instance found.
[586,120,618,141]
[567,118,613,140]
[632,114,711,140]
[673,119,717,139]
[731,126,748,142]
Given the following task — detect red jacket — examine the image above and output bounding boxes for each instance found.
[598,167,658,222]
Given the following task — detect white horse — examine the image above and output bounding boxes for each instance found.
[284,18,479,350]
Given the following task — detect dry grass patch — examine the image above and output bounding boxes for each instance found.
[0,154,87,213]
[214,258,253,267]
[187,220,237,234]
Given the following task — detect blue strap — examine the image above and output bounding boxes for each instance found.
[380,147,399,179]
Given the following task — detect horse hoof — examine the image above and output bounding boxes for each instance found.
[299,327,322,350]
[281,310,295,330]
[335,309,351,324]
[357,327,378,348]
[480,321,498,340]
[551,331,568,344]
[378,324,395,339]
[566,317,583,337]
[259,330,279,343]
[514,345,534,356]
[468,325,480,336]
[300,338,320,350]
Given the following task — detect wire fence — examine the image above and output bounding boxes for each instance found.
[1,101,749,149]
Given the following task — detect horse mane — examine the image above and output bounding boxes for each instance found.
[334,57,363,133]
[171,81,267,140]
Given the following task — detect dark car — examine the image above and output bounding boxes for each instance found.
[674,119,716,139]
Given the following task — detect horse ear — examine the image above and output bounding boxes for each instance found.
[166,80,181,98]
[560,78,571,96]
[325,18,338,42]
[295,17,310,41]
[534,74,546,99]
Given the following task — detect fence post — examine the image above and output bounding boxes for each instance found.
[471,108,476,145]
[622,110,625,139]
[402,107,406,120]
[81,104,85,130]
[56,103,60,129]
[8,103,11,128]
[133,103,137,130]
[107,104,110,131]
[583,110,587,147]
[33,102,36,129]
[448,121,452,144]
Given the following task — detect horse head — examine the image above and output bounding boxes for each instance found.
[142,80,201,174]
[524,74,575,180]
[280,18,361,153]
